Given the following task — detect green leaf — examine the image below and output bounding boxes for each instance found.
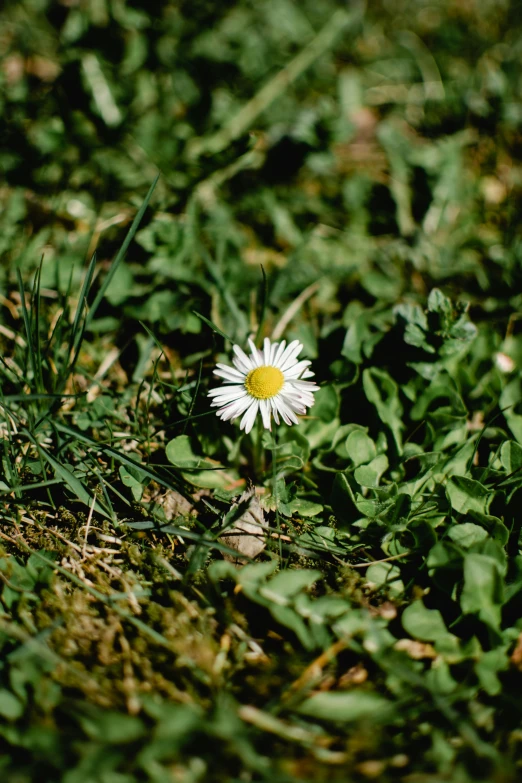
[166,435,213,469]
[0,690,24,720]
[474,647,509,696]
[237,561,279,591]
[428,288,453,317]
[499,378,522,444]
[447,476,492,515]
[341,306,392,364]
[297,691,393,722]
[448,522,488,549]
[330,473,355,523]
[365,562,404,596]
[181,469,231,489]
[260,569,322,602]
[269,604,315,650]
[402,600,453,644]
[500,440,522,474]
[362,368,403,453]
[346,430,376,466]
[291,498,324,517]
[425,659,458,695]
[119,466,144,502]
[461,553,504,630]
[77,710,146,744]
[354,453,389,487]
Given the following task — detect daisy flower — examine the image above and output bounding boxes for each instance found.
[208,337,319,434]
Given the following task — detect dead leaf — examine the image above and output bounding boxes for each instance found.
[510,633,522,670]
[220,488,266,562]
[394,638,437,660]
[144,485,194,520]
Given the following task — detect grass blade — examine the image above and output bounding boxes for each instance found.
[192,311,233,342]
[22,429,112,519]
[87,175,159,327]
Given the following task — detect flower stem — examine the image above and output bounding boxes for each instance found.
[271,427,283,564]
[253,416,266,481]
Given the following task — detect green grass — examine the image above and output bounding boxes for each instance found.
[1,0,522,780]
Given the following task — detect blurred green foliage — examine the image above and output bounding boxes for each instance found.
[1,0,522,337]
[2,0,522,781]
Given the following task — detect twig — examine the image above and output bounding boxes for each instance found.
[272,282,320,340]
[333,551,411,568]
[284,638,348,696]
[188,7,362,159]
[82,492,97,560]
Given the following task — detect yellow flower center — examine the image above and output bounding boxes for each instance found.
[245,366,284,399]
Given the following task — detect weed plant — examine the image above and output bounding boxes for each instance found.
[1,0,522,781]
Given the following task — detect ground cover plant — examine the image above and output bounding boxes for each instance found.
[1,0,522,780]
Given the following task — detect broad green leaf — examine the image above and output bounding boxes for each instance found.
[425,659,458,695]
[365,562,404,596]
[341,306,392,364]
[291,498,324,517]
[0,690,24,720]
[474,647,509,696]
[354,453,389,487]
[330,472,356,523]
[362,368,403,453]
[166,436,232,487]
[77,710,146,743]
[428,288,453,317]
[269,604,315,650]
[461,553,504,630]
[500,440,522,474]
[261,569,322,602]
[119,465,144,501]
[346,429,376,467]
[500,378,522,444]
[181,469,231,489]
[237,561,279,590]
[297,691,393,722]
[448,522,488,549]
[447,476,492,515]
[402,600,452,643]
[166,435,211,468]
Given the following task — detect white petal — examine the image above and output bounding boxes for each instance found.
[216,400,242,420]
[240,400,259,434]
[281,394,307,414]
[279,341,303,372]
[282,389,315,405]
[277,339,300,366]
[269,340,279,364]
[286,379,319,392]
[215,363,245,381]
[263,337,272,365]
[260,399,271,430]
[233,345,254,374]
[214,367,246,383]
[283,360,312,379]
[301,369,315,379]
[209,388,248,404]
[270,397,280,425]
[208,383,244,396]
[280,385,308,406]
[273,396,297,426]
[272,340,287,368]
[248,338,263,367]
[281,390,312,409]
[218,395,253,421]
